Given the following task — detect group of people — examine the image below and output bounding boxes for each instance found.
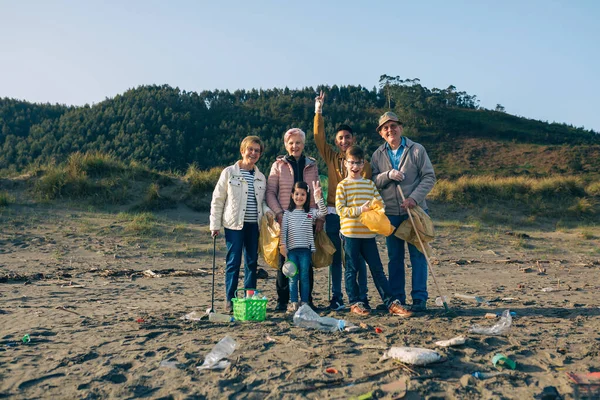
[209,92,436,318]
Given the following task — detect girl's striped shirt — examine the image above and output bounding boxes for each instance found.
[335,177,384,238]
[281,198,327,252]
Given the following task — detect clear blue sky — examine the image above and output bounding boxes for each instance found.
[1,0,599,131]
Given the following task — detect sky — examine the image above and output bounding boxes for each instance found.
[1,0,599,131]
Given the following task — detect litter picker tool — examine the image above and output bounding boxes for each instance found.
[397,185,454,316]
[205,235,217,317]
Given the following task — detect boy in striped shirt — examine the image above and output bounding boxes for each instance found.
[336,145,413,317]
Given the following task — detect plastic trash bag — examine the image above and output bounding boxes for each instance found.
[381,346,443,366]
[395,205,434,255]
[197,336,237,371]
[469,309,513,336]
[312,230,336,269]
[259,215,280,269]
[359,199,394,236]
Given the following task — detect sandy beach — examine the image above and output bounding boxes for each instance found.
[1,202,599,399]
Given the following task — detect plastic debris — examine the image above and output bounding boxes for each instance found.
[375,327,383,334]
[492,353,517,370]
[435,336,466,347]
[469,309,512,335]
[159,360,179,369]
[197,336,237,371]
[180,311,204,321]
[293,304,357,332]
[22,334,30,344]
[135,318,145,323]
[454,293,490,305]
[435,296,449,306]
[208,312,234,323]
[472,371,505,379]
[541,287,558,292]
[325,367,339,374]
[380,346,443,365]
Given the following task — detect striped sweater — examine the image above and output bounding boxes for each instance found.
[280,198,327,252]
[336,177,384,238]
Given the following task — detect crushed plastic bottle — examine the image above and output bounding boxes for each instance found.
[208,312,234,323]
[472,371,505,379]
[469,309,513,335]
[435,296,449,307]
[381,347,443,365]
[293,304,357,332]
[197,335,237,371]
[454,293,490,305]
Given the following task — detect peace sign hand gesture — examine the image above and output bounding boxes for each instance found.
[312,180,323,201]
[315,90,325,114]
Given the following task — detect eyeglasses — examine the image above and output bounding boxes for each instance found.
[345,160,364,166]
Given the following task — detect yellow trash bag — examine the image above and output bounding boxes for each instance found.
[359,198,395,236]
[259,215,280,269]
[395,205,435,256]
[312,230,336,269]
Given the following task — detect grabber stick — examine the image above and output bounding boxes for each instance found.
[210,235,216,313]
[397,185,453,315]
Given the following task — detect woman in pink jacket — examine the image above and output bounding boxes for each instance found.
[266,128,323,311]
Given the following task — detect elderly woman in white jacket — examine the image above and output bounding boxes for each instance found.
[210,136,274,313]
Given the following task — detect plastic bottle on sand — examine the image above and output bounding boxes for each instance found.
[293,304,356,332]
[208,312,234,323]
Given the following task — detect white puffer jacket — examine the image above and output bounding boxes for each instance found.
[210,161,271,231]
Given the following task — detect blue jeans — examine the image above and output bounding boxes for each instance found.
[327,214,367,303]
[386,213,429,303]
[224,223,259,301]
[287,248,312,303]
[344,237,392,307]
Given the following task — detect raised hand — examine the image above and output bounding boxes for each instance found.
[315,90,325,114]
[312,180,323,200]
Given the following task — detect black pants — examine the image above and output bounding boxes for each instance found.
[276,254,314,305]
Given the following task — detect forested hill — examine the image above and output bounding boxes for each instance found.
[1,77,598,178]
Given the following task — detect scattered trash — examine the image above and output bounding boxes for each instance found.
[469,309,512,335]
[380,346,443,366]
[142,269,162,278]
[349,389,383,400]
[293,304,357,332]
[197,336,237,371]
[135,318,145,323]
[454,293,490,305]
[541,287,558,292]
[22,334,30,344]
[485,313,498,319]
[492,353,516,370]
[208,312,234,323]
[472,371,505,379]
[374,327,383,334]
[435,296,449,307]
[435,336,466,347]
[159,360,179,369]
[325,367,338,374]
[180,311,204,321]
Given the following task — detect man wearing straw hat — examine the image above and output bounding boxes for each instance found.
[371,111,436,312]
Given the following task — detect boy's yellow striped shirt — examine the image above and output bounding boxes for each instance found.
[335,177,384,238]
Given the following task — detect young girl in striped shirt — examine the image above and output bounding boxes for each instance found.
[280,180,327,314]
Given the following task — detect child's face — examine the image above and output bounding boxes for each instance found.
[345,156,364,179]
[292,188,308,208]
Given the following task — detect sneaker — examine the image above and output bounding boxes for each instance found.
[388,300,414,317]
[286,302,299,314]
[362,300,372,311]
[329,298,345,311]
[275,302,288,312]
[224,300,233,314]
[410,299,427,312]
[350,302,370,316]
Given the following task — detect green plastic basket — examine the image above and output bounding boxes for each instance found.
[232,289,268,321]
